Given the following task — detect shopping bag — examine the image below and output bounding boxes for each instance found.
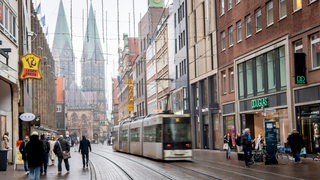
[62,151,71,159]
[223,143,228,150]
[300,147,306,155]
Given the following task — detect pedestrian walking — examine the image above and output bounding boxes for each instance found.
[287,129,305,163]
[79,136,91,168]
[242,128,252,168]
[19,135,29,175]
[40,134,50,175]
[53,135,71,174]
[224,133,232,160]
[235,132,242,152]
[25,131,44,180]
[48,136,56,165]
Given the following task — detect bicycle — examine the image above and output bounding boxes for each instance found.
[275,147,292,164]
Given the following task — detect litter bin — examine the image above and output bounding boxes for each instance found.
[0,150,8,171]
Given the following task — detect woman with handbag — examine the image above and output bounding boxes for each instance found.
[53,135,70,174]
[224,133,232,160]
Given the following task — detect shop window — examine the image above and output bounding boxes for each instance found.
[267,50,276,91]
[279,0,287,20]
[279,46,287,88]
[246,60,253,96]
[201,79,208,107]
[311,33,320,69]
[224,116,236,145]
[256,55,264,94]
[238,63,244,98]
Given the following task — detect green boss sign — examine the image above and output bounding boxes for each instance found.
[251,97,268,109]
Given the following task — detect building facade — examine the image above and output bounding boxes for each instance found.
[217,0,320,154]
[187,0,219,149]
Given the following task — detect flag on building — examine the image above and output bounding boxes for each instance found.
[40,15,45,27]
[148,0,164,8]
[36,2,41,15]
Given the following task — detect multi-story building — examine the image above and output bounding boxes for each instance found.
[169,0,189,115]
[0,0,20,163]
[187,0,219,149]
[217,0,320,153]
[117,35,139,121]
[136,6,168,116]
[30,4,56,134]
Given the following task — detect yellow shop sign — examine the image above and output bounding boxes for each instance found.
[20,53,42,79]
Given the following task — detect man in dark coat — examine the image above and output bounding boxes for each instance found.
[19,135,29,175]
[40,134,50,175]
[79,136,92,168]
[25,131,44,180]
[53,135,70,173]
[287,129,304,163]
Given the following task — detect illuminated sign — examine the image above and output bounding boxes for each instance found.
[127,79,134,112]
[20,53,42,79]
[296,76,306,84]
[251,97,268,109]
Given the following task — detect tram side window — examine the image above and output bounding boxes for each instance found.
[121,130,128,141]
[130,128,140,142]
[143,125,162,142]
[113,131,118,141]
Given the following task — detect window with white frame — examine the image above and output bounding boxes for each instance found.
[220,0,225,15]
[279,0,287,19]
[311,33,320,69]
[56,105,62,112]
[0,1,17,43]
[245,15,251,37]
[294,39,303,53]
[255,8,262,32]
[267,1,273,26]
[236,0,241,4]
[229,68,234,92]
[222,71,227,94]
[293,0,302,12]
[228,0,232,10]
[237,21,242,42]
[228,26,233,47]
[221,31,226,50]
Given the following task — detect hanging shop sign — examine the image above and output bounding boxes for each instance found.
[20,53,42,79]
[19,112,36,122]
[251,97,268,109]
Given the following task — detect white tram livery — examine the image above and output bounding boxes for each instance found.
[112,114,192,161]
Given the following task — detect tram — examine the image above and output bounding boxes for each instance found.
[112,114,192,161]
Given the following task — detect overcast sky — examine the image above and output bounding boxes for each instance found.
[35,0,171,109]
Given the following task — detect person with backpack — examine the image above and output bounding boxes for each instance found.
[40,134,50,175]
[242,128,252,168]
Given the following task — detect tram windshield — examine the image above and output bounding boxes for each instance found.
[163,117,191,143]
